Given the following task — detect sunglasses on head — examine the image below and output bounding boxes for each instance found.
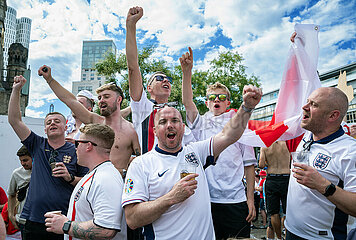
[74,140,98,148]
[207,94,228,101]
[153,101,178,110]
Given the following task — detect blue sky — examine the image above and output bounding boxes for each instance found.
[9,0,356,118]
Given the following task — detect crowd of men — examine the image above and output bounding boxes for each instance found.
[1,5,356,240]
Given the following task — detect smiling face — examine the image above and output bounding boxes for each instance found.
[44,113,67,139]
[153,106,184,152]
[97,90,121,117]
[205,89,231,116]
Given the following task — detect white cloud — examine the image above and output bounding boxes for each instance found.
[8,0,356,116]
[25,108,44,118]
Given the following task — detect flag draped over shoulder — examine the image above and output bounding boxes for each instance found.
[238,24,322,147]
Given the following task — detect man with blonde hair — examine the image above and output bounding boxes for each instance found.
[38,66,141,177]
[181,47,257,239]
[45,123,126,239]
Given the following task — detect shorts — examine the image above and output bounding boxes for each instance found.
[265,174,289,215]
[211,202,250,239]
[260,198,265,211]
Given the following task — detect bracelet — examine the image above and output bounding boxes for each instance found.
[67,173,75,184]
[241,104,254,113]
[47,78,54,85]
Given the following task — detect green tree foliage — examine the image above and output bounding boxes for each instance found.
[95,47,260,116]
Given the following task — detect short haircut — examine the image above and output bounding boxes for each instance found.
[206,82,231,100]
[147,71,166,87]
[79,123,115,150]
[96,82,124,107]
[77,95,94,109]
[17,145,31,157]
[328,87,349,121]
[45,112,66,123]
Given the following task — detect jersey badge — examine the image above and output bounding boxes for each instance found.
[63,155,72,164]
[313,153,331,170]
[125,178,134,194]
[185,152,199,167]
[74,186,84,202]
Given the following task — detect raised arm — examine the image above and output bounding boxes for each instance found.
[44,213,116,239]
[8,76,31,141]
[125,173,198,229]
[121,106,131,119]
[213,85,262,157]
[38,66,101,124]
[126,7,144,101]
[181,47,199,123]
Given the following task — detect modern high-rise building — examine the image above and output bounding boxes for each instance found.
[72,40,117,96]
[3,6,31,68]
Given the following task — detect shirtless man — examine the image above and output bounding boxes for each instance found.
[38,66,141,175]
[259,141,290,240]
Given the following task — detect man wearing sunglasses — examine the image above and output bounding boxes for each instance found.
[38,66,141,178]
[126,7,195,158]
[45,124,126,240]
[284,87,356,240]
[8,75,88,240]
[122,83,262,240]
[181,48,257,239]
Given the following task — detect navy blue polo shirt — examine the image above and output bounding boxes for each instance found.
[21,131,88,223]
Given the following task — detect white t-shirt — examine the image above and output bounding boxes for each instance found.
[7,166,32,224]
[122,139,215,240]
[130,91,195,153]
[65,161,126,240]
[285,130,356,240]
[187,110,256,203]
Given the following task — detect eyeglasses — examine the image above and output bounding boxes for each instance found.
[75,140,98,148]
[49,150,58,164]
[153,101,178,110]
[207,94,228,101]
[148,75,173,86]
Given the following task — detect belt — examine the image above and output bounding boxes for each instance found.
[267,174,290,177]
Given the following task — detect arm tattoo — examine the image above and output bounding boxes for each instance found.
[71,221,115,240]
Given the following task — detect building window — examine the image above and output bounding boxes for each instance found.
[85,86,92,92]
[78,86,85,91]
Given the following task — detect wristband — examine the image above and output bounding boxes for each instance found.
[47,78,54,85]
[241,104,254,113]
[323,183,336,197]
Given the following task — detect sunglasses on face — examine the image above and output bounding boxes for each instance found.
[148,75,173,86]
[49,150,58,164]
[207,94,228,101]
[75,140,98,148]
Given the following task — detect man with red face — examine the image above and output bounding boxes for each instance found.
[284,87,356,240]
[8,75,88,240]
[122,85,262,239]
[38,66,141,177]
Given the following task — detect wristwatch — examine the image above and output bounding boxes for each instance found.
[67,173,75,184]
[323,183,336,197]
[241,104,254,113]
[62,220,72,234]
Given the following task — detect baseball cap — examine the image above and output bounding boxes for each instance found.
[77,90,97,102]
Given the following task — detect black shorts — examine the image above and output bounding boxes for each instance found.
[265,174,290,215]
[211,202,250,239]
